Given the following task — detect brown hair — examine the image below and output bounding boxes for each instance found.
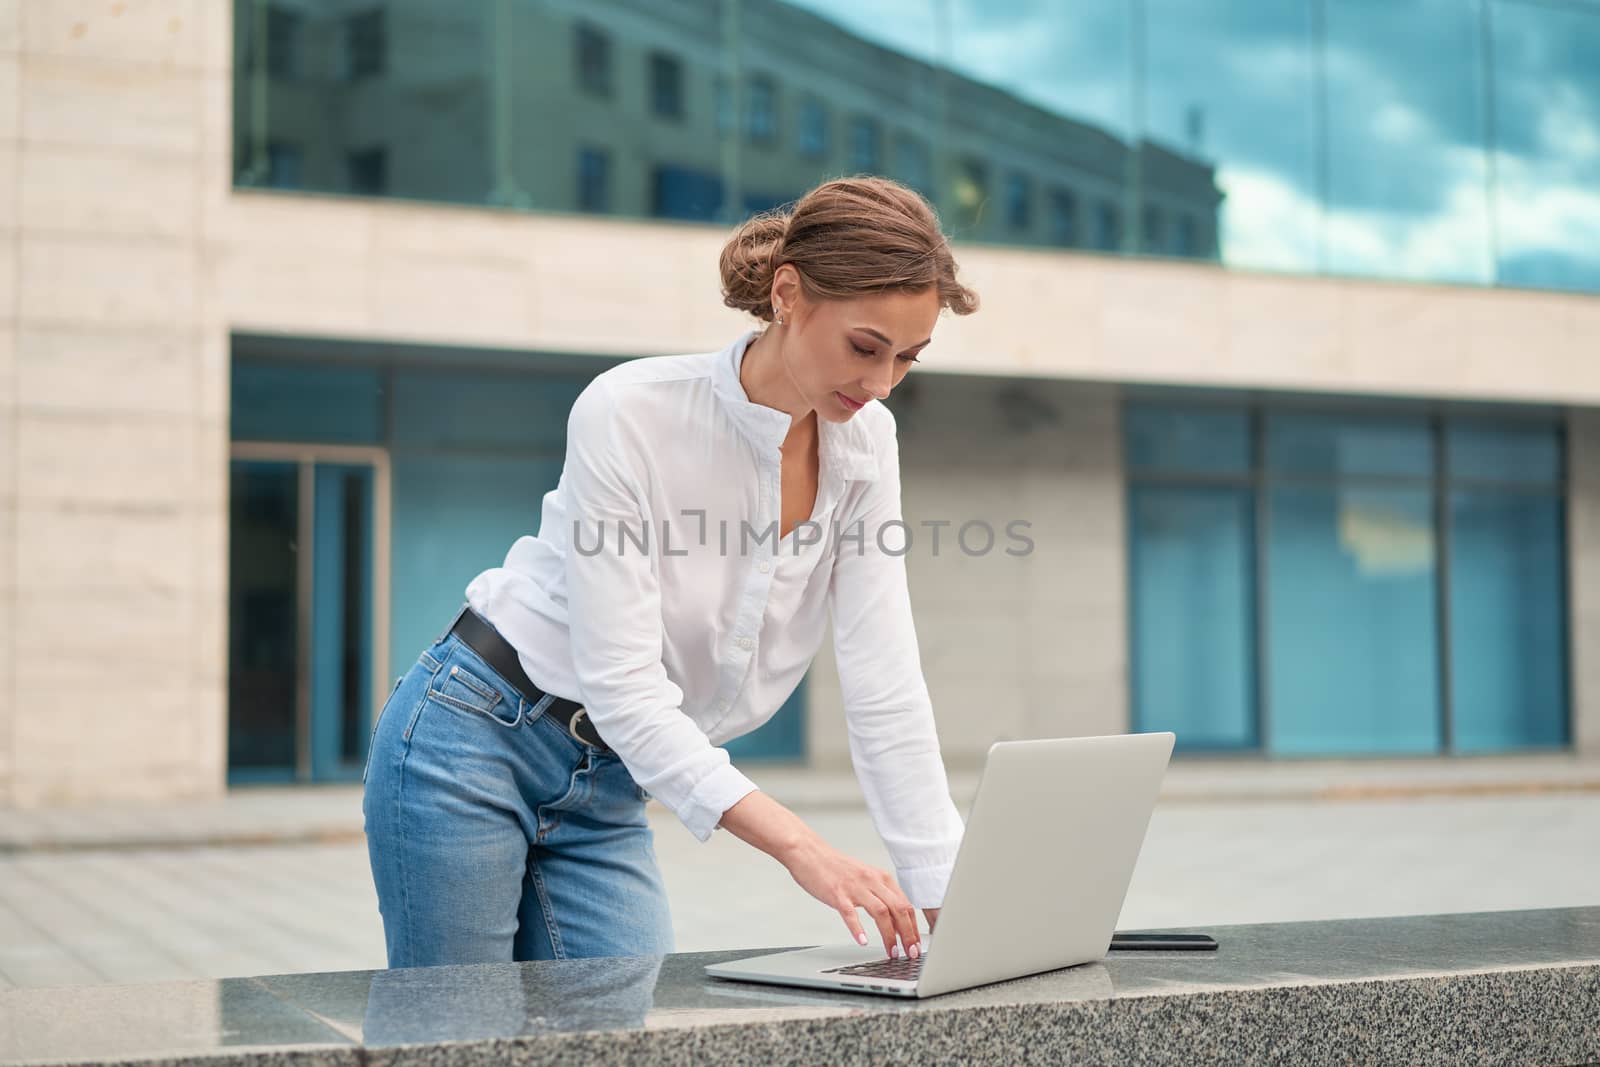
[719,176,979,323]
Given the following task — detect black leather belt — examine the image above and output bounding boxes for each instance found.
[448,607,611,753]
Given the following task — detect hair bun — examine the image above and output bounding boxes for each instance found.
[719,212,791,321]
[717,177,979,325]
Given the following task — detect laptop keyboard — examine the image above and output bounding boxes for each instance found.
[822,953,925,981]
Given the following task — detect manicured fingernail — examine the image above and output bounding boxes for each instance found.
[856,932,868,946]
[910,942,920,959]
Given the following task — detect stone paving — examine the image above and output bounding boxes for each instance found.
[2,778,1597,990]
[4,755,1596,851]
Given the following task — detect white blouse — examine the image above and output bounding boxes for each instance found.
[465,328,966,907]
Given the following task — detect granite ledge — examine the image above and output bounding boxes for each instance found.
[306,963,1600,1067]
[3,907,1597,1067]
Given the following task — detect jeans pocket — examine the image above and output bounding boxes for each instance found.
[427,656,523,728]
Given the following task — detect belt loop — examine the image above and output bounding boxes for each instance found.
[443,605,613,755]
[435,602,470,646]
[526,691,556,724]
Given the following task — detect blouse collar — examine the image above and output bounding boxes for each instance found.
[711,328,881,483]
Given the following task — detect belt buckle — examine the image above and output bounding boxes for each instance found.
[567,706,595,748]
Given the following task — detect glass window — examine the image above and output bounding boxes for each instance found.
[234,3,500,206]
[650,51,684,119]
[893,132,932,197]
[714,75,735,136]
[742,191,794,216]
[747,75,778,145]
[946,1,1130,141]
[343,9,386,80]
[951,156,987,232]
[1141,1,1314,273]
[1005,171,1031,230]
[1128,399,1572,758]
[1049,188,1078,247]
[346,147,387,195]
[1265,413,1433,479]
[577,147,610,213]
[264,141,301,189]
[1175,213,1197,257]
[385,369,585,691]
[1446,420,1562,485]
[1130,486,1258,749]
[652,164,723,221]
[776,2,940,216]
[232,362,383,445]
[1094,200,1121,251]
[944,0,1128,244]
[228,458,300,773]
[1141,204,1164,254]
[228,0,1599,295]
[390,370,582,453]
[263,4,300,78]
[1489,1,1600,293]
[1448,490,1567,751]
[775,0,941,65]
[574,21,611,97]
[848,115,880,173]
[1125,406,1251,475]
[390,452,566,706]
[1266,485,1441,755]
[797,97,828,158]
[1322,0,1491,284]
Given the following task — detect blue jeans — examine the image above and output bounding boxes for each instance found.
[361,609,675,966]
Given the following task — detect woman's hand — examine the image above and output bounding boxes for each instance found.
[923,907,939,932]
[715,790,921,958]
[780,836,922,959]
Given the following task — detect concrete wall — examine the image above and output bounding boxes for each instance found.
[1567,412,1600,757]
[807,377,1128,770]
[208,190,1600,407]
[0,1,230,806]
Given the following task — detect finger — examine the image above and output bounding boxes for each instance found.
[870,874,920,958]
[860,892,898,957]
[835,900,869,947]
[885,889,921,958]
[868,871,918,950]
[872,871,918,956]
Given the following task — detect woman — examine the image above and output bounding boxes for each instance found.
[362,175,980,968]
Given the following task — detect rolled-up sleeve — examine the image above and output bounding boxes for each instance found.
[828,416,967,908]
[563,381,759,842]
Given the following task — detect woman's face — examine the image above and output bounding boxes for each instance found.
[776,273,941,423]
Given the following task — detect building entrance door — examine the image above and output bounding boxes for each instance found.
[228,444,391,783]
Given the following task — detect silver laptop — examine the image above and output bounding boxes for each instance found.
[705,732,1175,998]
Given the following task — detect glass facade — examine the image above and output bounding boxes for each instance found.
[232,0,1600,294]
[1128,401,1569,756]
[1129,485,1258,750]
[1445,422,1568,752]
[1266,482,1441,755]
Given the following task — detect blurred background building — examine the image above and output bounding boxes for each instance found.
[1,0,1598,805]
